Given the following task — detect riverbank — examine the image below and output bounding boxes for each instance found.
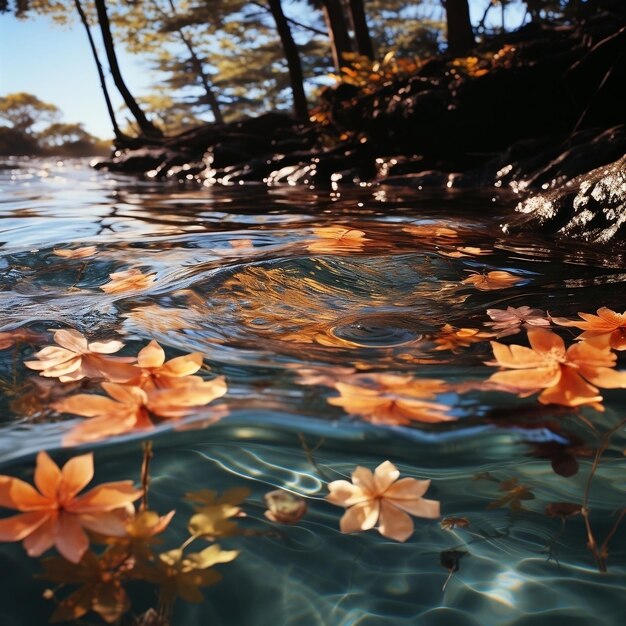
[95,10,626,245]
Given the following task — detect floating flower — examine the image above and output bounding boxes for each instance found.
[101,269,156,294]
[462,270,523,291]
[485,306,550,337]
[552,307,626,350]
[328,373,452,426]
[0,451,142,563]
[133,340,204,390]
[25,329,136,383]
[326,460,440,542]
[264,490,307,524]
[307,226,368,254]
[486,328,626,411]
[434,323,492,352]
[53,246,97,259]
[55,378,228,444]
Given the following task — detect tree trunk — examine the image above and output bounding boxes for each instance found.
[93,0,161,137]
[267,0,309,120]
[178,32,224,124]
[443,0,475,57]
[164,0,224,124]
[321,0,354,71]
[73,0,124,140]
[347,0,374,59]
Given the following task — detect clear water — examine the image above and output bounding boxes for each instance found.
[0,158,624,626]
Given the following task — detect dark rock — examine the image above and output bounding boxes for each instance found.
[506,155,626,245]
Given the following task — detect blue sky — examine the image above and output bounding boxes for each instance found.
[0,13,157,138]
[0,2,526,140]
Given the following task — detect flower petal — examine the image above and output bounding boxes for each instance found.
[326,480,368,507]
[88,340,125,354]
[21,513,57,555]
[34,452,62,500]
[527,328,565,355]
[53,329,88,353]
[377,500,414,542]
[159,353,204,377]
[69,482,142,513]
[384,477,431,500]
[339,500,379,533]
[0,511,49,541]
[387,495,440,519]
[0,476,50,510]
[350,466,376,494]
[137,340,165,368]
[55,513,90,563]
[538,368,602,408]
[373,461,400,492]
[59,453,94,502]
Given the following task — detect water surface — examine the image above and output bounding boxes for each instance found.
[0,158,624,626]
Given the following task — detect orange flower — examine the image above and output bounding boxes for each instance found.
[0,452,142,563]
[485,306,550,338]
[462,270,523,291]
[24,329,136,382]
[53,246,97,259]
[486,328,626,411]
[55,378,228,444]
[328,373,452,426]
[264,490,307,525]
[552,307,626,350]
[307,226,368,253]
[133,340,204,390]
[101,269,156,294]
[434,323,492,352]
[326,460,440,542]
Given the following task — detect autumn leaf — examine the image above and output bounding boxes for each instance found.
[485,306,550,338]
[486,328,626,411]
[434,323,492,352]
[486,478,534,512]
[326,460,440,542]
[462,270,524,291]
[55,377,228,444]
[186,487,249,540]
[140,545,239,604]
[101,269,156,294]
[42,549,132,623]
[53,246,97,259]
[0,451,142,563]
[552,307,626,350]
[25,328,137,383]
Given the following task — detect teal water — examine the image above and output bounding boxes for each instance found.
[0,158,624,626]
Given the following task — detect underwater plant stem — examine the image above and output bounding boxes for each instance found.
[580,418,626,572]
[140,440,153,511]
